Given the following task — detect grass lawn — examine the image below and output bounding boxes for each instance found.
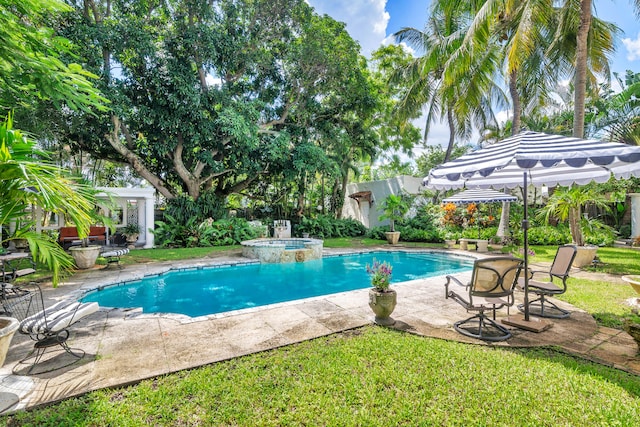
[4,327,640,426]
[4,241,640,425]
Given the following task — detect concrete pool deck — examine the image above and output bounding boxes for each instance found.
[1,247,639,414]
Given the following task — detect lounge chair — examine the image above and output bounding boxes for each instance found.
[518,245,577,319]
[100,247,130,267]
[2,282,99,374]
[445,257,523,341]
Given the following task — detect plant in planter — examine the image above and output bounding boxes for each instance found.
[366,259,396,325]
[442,228,459,249]
[379,194,410,245]
[119,223,140,249]
[69,243,102,269]
[538,186,611,267]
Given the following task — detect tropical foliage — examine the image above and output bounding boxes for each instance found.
[538,185,612,246]
[0,116,97,284]
[0,0,107,113]
[19,0,401,222]
[294,216,366,239]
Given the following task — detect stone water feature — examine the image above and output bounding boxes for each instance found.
[241,238,323,263]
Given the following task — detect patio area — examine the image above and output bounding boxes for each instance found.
[1,248,639,414]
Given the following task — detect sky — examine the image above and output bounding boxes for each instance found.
[307,0,640,149]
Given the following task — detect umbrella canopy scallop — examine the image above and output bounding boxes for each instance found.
[442,189,517,204]
[425,131,640,190]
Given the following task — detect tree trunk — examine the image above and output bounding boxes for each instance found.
[444,107,455,162]
[573,0,592,138]
[106,115,176,200]
[569,206,584,246]
[509,70,521,135]
[497,201,510,239]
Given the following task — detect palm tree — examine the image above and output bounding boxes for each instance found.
[393,2,506,162]
[1,115,97,285]
[593,71,640,144]
[444,0,617,137]
[538,185,611,246]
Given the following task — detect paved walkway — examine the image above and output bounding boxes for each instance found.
[0,248,638,414]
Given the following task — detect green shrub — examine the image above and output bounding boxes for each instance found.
[460,226,498,241]
[294,215,366,239]
[366,226,387,241]
[619,224,632,239]
[163,192,226,225]
[394,204,443,243]
[153,216,259,248]
[527,225,571,246]
[397,227,442,242]
[581,217,616,246]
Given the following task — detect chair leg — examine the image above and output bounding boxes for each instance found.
[454,312,512,342]
[518,295,570,319]
[12,331,88,375]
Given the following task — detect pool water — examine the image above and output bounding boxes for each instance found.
[81,251,472,318]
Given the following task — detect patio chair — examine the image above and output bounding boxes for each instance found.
[518,245,577,319]
[1,282,99,374]
[445,256,523,341]
[100,247,129,268]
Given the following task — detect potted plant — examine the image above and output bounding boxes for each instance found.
[69,232,103,269]
[443,228,458,249]
[538,186,611,267]
[379,194,410,245]
[366,259,396,325]
[119,222,140,249]
[0,316,19,367]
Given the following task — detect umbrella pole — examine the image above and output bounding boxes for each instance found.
[504,172,551,332]
[523,172,530,321]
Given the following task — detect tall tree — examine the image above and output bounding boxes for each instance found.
[445,0,617,136]
[55,0,376,206]
[394,1,505,161]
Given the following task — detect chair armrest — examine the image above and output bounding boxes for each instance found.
[529,268,558,282]
[445,275,468,299]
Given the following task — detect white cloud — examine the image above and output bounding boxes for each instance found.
[381,35,416,56]
[622,33,640,61]
[307,0,389,57]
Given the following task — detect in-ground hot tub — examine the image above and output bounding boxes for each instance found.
[241,238,323,263]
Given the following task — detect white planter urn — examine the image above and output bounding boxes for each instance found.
[384,231,400,245]
[572,245,598,268]
[70,245,101,269]
[368,288,397,326]
[0,316,20,367]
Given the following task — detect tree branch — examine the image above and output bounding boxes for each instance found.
[105,115,175,199]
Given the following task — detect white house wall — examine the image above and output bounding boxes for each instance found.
[342,175,424,229]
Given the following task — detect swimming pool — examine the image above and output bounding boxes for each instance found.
[81,251,473,318]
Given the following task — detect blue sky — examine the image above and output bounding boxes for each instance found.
[310,0,639,75]
[307,1,640,149]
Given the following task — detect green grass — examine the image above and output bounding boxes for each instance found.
[118,245,242,265]
[4,327,640,426]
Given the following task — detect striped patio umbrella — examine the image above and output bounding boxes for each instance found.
[443,189,517,239]
[442,188,517,204]
[424,131,640,328]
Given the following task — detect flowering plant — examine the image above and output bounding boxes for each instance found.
[518,247,536,257]
[366,259,393,291]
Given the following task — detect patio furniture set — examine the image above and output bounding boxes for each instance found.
[445,245,578,341]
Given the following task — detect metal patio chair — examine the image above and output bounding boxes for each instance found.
[2,282,99,374]
[445,256,523,341]
[518,245,577,319]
